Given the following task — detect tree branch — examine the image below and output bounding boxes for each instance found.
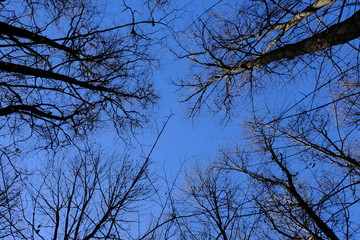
[231,10,360,74]
[0,61,140,99]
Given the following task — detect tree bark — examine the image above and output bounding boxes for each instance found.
[268,0,336,32]
[232,10,360,73]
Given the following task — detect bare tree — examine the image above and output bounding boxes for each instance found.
[170,118,359,239]
[217,120,360,239]
[169,166,260,240]
[170,1,360,239]
[0,1,177,237]
[16,150,151,240]
[0,113,171,240]
[0,0,164,152]
[176,0,360,114]
[0,153,22,239]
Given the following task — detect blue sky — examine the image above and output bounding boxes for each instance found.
[91,0,245,175]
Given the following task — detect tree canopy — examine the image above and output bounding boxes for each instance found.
[0,0,359,239]
[0,0,159,152]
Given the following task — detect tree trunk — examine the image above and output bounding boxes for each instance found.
[232,10,360,73]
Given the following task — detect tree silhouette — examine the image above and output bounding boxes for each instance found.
[0,1,170,238]
[177,0,360,114]
[0,0,160,151]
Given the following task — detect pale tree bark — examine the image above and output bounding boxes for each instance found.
[263,0,337,33]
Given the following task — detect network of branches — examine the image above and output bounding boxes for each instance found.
[0,0,161,152]
[0,0,359,239]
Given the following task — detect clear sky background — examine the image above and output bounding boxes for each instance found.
[91,0,246,177]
